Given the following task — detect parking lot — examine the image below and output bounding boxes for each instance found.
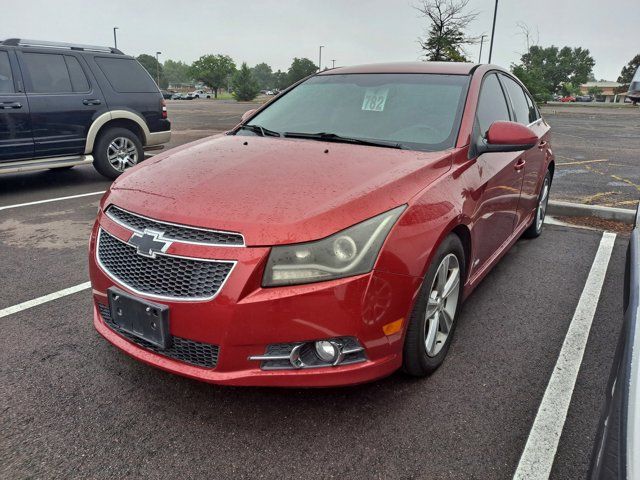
[541,103,640,208]
[0,99,634,478]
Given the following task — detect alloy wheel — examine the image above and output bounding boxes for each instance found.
[424,253,461,357]
[107,137,139,172]
[536,176,550,231]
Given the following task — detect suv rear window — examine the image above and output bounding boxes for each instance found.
[0,51,14,93]
[95,57,158,93]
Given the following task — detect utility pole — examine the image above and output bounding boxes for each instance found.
[155,51,162,87]
[113,27,119,49]
[331,59,336,68]
[318,45,324,72]
[478,35,487,63]
[488,0,498,63]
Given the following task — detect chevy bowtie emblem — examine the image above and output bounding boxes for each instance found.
[128,229,172,258]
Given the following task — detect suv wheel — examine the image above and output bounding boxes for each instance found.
[93,127,143,179]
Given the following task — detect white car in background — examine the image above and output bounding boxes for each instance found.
[190,89,212,99]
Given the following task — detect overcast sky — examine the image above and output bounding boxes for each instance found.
[4,0,638,81]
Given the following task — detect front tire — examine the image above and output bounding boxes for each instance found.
[93,127,143,180]
[403,234,465,376]
[523,170,551,238]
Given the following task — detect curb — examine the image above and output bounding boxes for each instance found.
[548,200,636,224]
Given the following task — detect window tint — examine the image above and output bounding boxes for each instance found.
[23,53,72,93]
[0,51,14,93]
[95,57,157,93]
[523,91,540,123]
[65,56,90,92]
[501,75,531,125]
[476,74,510,135]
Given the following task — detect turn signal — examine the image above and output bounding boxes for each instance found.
[383,318,404,336]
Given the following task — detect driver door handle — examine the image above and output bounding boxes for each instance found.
[538,140,548,149]
[514,158,526,171]
[0,102,22,109]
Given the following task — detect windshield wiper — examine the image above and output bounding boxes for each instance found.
[283,132,402,149]
[237,124,281,137]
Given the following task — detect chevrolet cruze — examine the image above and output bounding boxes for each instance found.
[89,62,554,387]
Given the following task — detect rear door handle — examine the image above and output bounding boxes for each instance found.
[83,99,102,106]
[514,158,526,171]
[0,102,22,109]
[538,140,548,149]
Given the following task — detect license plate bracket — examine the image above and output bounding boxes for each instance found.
[107,287,170,349]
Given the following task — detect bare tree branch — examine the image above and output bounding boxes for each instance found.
[414,0,479,62]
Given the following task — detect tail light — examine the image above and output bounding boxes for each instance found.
[161,98,167,119]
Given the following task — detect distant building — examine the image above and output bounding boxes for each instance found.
[579,81,626,102]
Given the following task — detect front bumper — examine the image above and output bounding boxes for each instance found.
[89,216,421,387]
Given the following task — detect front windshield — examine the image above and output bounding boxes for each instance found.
[240,73,470,151]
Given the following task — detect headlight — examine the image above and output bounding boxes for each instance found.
[262,205,406,287]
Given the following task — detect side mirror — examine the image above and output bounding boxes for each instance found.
[241,109,257,122]
[476,121,538,155]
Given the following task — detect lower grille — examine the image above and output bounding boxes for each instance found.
[98,304,219,368]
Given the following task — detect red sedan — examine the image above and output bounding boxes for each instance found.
[89,62,554,387]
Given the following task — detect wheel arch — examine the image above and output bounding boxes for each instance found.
[548,159,555,183]
[84,110,150,154]
[450,223,472,281]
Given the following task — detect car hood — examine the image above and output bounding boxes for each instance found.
[105,135,451,246]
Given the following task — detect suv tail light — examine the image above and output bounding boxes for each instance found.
[161,99,167,119]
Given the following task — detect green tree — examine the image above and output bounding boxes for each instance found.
[415,0,477,62]
[617,54,640,84]
[136,54,167,88]
[189,54,236,98]
[163,59,191,85]
[273,70,289,90]
[511,45,595,100]
[287,58,317,85]
[232,62,260,101]
[251,63,273,90]
[587,85,603,97]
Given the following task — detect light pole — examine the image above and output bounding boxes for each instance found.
[155,51,162,87]
[331,59,336,68]
[318,45,324,72]
[488,0,498,63]
[478,34,487,63]
[113,27,119,49]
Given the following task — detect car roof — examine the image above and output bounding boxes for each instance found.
[318,62,479,76]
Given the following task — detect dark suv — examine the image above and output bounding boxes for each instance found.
[0,39,170,179]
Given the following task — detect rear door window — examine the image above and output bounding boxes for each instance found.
[95,57,157,93]
[23,52,73,93]
[523,91,540,123]
[500,75,533,125]
[476,73,510,135]
[0,51,15,93]
[65,56,90,92]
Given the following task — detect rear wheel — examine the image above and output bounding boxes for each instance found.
[93,127,143,179]
[403,234,465,376]
[523,170,551,238]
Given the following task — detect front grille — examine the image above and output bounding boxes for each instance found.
[97,229,234,300]
[106,206,244,246]
[98,304,219,368]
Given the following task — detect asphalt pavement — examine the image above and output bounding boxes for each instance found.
[541,103,640,208]
[0,98,634,479]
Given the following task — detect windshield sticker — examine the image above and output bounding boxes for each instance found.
[362,88,389,112]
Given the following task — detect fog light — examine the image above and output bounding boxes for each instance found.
[315,340,338,362]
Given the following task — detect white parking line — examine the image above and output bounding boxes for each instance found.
[0,282,91,319]
[513,231,617,480]
[0,191,105,211]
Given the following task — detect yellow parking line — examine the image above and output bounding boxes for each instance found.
[556,159,609,166]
